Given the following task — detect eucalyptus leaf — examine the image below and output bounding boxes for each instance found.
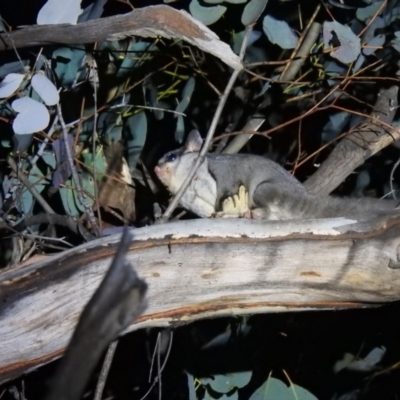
[354,33,385,72]
[98,111,122,143]
[60,179,80,217]
[81,149,107,181]
[52,135,74,188]
[263,15,298,49]
[323,20,361,64]
[249,377,318,400]
[324,60,347,77]
[186,373,197,400]
[12,97,50,135]
[20,165,47,215]
[41,151,57,169]
[12,133,33,153]
[333,352,357,373]
[200,371,252,393]
[385,5,400,25]
[255,81,271,98]
[145,79,164,120]
[205,0,246,3]
[106,125,123,143]
[0,61,29,80]
[65,170,95,215]
[78,0,105,22]
[77,2,95,22]
[242,0,268,26]
[52,45,86,87]
[392,31,400,53]
[175,114,185,143]
[189,0,227,26]
[204,392,238,400]
[72,118,94,143]
[78,171,95,207]
[362,34,385,55]
[328,0,355,9]
[356,1,384,21]
[125,112,147,170]
[20,188,34,216]
[352,53,365,73]
[175,77,196,115]
[0,73,25,98]
[31,73,59,106]
[116,41,157,78]
[321,111,350,142]
[232,30,262,54]
[37,0,83,25]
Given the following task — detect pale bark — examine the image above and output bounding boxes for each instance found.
[1,215,400,382]
[0,6,241,70]
[304,86,399,195]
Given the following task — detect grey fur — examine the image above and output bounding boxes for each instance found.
[155,130,398,220]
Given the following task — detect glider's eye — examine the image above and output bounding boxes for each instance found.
[166,153,177,162]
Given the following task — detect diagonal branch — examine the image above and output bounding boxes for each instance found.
[304,86,399,195]
[0,6,241,71]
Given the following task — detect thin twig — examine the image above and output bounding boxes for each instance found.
[57,103,101,237]
[90,53,102,234]
[116,104,186,116]
[358,0,387,38]
[279,4,321,81]
[159,25,254,222]
[30,116,58,167]
[7,156,55,215]
[389,157,400,200]
[17,233,73,247]
[139,330,173,400]
[0,13,24,67]
[93,341,118,400]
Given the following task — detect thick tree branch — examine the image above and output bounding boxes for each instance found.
[305,86,399,195]
[1,216,400,383]
[0,6,241,70]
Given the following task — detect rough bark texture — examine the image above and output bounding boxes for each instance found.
[0,6,241,70]
[304,86,399,195]
[1,216,400,383]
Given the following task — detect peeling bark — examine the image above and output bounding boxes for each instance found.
[1,216,400,382]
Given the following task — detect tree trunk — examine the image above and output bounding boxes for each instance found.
[1,216,400,382]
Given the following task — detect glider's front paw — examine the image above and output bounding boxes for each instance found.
[216,186,249,218]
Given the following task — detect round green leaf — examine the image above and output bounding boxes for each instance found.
[0,73,25,98]
[189,0,227,26]
[263,15,298,49]
[241,0,268,26]
[125,112,147,169]
[12,97,50,134]
[323,20,361,64]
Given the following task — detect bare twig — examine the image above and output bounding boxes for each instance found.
[56,104,101,236]
[30,116,58,167]
[89,53,102,234]
[221,117,265,154]
[304,86,399,195]
[389,157,400,200]
[93,341,118,400]
[7,156,55,215]
[139,330,173,400]
[279,4,321,82]
[159,25,254,222]
[3,213,95,242]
